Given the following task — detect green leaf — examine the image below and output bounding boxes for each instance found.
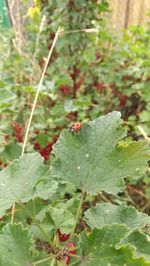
[51,112,149,195]
[121,230,150,260]
[35,180,58,200]
[79,224,150,266]
[0,223,33,266]
[14,198,47,224]
[36,133,49,148]
[35,174,58,200]
[1,143,22,160]
[0,153,54,215]
[84,203,150,230]
[56,197,80,216]
[36,206,75,233]
[0,88,16,104]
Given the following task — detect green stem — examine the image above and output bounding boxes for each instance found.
[32,255,53,265]
[72,191,86,234]
[50,257,56,266]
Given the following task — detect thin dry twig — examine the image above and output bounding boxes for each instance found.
[30,15,46,84]
[138,125,150,142]
[10,27,61,224]
[22,26,61,155]
[61,28,99,35]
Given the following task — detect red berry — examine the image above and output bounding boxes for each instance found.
[66,242,76,255]
[67,1,74,9]
[95,82,105,92]
[34,130,40,135]
[64,256,70,265]
[34,136,58,160]
[119,94,128,108]
[47,44,52,50]
[76,76,83,90]
[58,229,70,242]
[50,32,55,39]
[60,85,71,95]
[12,122,23,142]
[39,59,45,69]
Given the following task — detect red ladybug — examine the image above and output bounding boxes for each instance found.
[70,122,82,132]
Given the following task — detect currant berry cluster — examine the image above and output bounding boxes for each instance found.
[94,82,106,92]
[61,242,76,265]
[34,136,58,161]
[12,122,23,142]
[57,230,76,265]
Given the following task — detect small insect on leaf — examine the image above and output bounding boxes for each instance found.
[69,122,83,132]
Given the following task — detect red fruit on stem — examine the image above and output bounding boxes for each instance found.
[34,130,40,135]
[39,149,50,161]
[95,82,105,92]
[119,94,128,108]
[67,1,75,9]
[47,44,52,50]
[64,256,70,265]
[76,76,84,90]
[60,85,71,95]
[58,229,70,242]
[34,142,40,151]
[34,136,58,160]
[66,242,76,255]
[12,122,23,142]
[50,32,55,39]
[39,59,45,69]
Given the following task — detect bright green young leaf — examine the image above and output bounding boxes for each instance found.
[51,111,149,195]
[0,153,56,215]
[0,223,33,266]
[36,206,75,233]
[79,224,150,266]
[84,203,150,230]
[121,230,150,260]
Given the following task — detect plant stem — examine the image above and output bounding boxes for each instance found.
[73,65,77,98]
[50,257,56,266]
[32,255,53,265]
[72,191,86,234]
[138,125,150,142]
[10,203,15,224]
